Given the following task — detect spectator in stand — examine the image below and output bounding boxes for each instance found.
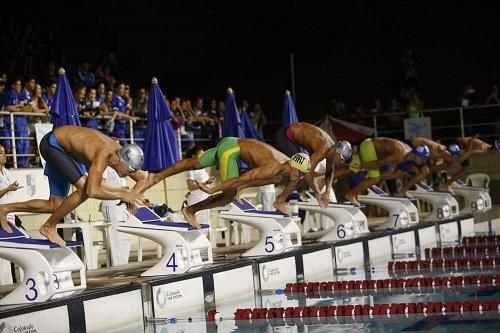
[103,90,115,135]
[216,100,225,122]
[76,62,96,88]
[18,77,35,103]
[458,84,477,107]
[28,84,49,114]
[208,99,219,120]
[407,92,424,118]
[131,87,148,149]
[486,85,500,105]
[95,83,106,104]
[169,97,186,127]
[386,97,403,129]
[239,99,249,113]
[251,103,267,137]
[27,84,49,165]
[80,88,101,129]
[194,97,217,137]
[111,82,129,144]
[42,79,56,111]
[2,78,31,167]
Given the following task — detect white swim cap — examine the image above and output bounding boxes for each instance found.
[117,144,144,170]
[290,152,311,173]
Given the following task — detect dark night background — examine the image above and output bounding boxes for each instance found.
[2,0,500,121]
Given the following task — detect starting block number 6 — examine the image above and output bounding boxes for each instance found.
[337,225,346,239]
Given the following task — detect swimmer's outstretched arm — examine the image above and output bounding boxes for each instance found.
[142,157,203,191]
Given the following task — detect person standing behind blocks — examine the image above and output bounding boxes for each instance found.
[0,145,23,284]
[185,146,214,226]
[100,166,131,266]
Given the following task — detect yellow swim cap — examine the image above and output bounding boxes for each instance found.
[290,153,311,173]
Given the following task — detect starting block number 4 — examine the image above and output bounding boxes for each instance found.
[166,253,178,272]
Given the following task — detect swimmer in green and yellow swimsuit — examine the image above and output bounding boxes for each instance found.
[145,137,312,228]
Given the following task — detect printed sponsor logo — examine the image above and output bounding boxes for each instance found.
[337,248,352,264]
[261,264,281,282]
[155,287,183,309]
[0,322,38,333]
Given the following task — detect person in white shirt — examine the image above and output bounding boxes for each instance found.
[185,146,214,226]
[100,166,131,266]
[0,145,23,284]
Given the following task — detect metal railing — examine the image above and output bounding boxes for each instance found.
[370,103,500,143]
[0,111,221,169]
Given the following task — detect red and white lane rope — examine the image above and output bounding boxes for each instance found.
[206,299,500,322]
[279,274,499,299]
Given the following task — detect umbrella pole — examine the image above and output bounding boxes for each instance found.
[163,179,169,205]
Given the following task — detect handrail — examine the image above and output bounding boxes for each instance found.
[0,110,222,168]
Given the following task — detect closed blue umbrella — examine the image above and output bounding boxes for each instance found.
[222,87,244,138]
[50,68,81,128]
[143,77,180,172]
[282,90,299,126]
[241,110,262,140]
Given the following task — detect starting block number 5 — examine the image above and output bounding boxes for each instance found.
[265,236,275,253]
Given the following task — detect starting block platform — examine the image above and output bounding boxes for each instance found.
[0,213,485,332]
[116,206,213,276]
[296,192,369,242]
[452,180,492,214]
[358,185,419,230]
[0,223,86,305]
[219,199,301,257]
[408,182,460,221]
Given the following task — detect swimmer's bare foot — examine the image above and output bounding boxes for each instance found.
[345,192,361,206]
[0,206,12,233]
[39,224,66,247]
[182,207,200,229]
[273,201,291,216]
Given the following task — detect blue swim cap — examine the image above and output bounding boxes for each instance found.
[448,143,460,156]
[413,144,430,159]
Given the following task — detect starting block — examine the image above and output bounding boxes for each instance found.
[451,180,492,214]
[116,207,213,276]
[219,199,301,257]
[296,192,369,242]
[358,185,419,230]
[0,223,86,305]
[408,182,459,221]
